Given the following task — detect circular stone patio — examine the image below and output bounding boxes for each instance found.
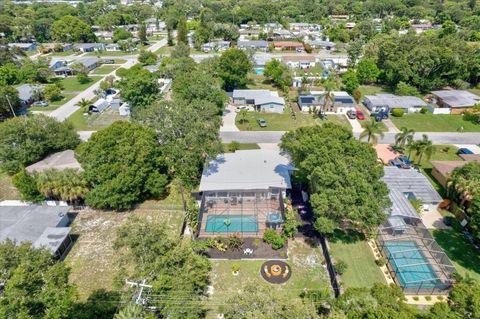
[260,260,292,284]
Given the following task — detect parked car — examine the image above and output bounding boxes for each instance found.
[458,148,474,155]
[355,109,365,120]
[388,158,410,169]
[235,106,247,113]
[443,216,452,226]
[32,101,48,107]
[397,155,413,166]
[371,110,389,122]
[346,110,356,119]
[257,118,267,127]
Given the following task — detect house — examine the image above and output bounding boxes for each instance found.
[73,43,105,53]
[239,29,262,38]
[345,22,356,29]
[16,84,42,106]
[201,40,230,52]
[363,94,428,114]
[145,18,166,32]
[288,23,321,32]
[26,150,82,173]
[305,39,335,50]
[0,204,73,258]
[264,23,283,32]
[280,55,316,69]
[76,57,101,71]
[271,30,293,40]
[302,91,356,113]
[89,98,109,113]
[430,156,480,187]
[94,31,113,41]
[8,42,37,51]
[377,166,456,294]
[197,149,293,238]
[233,89,285,113]
[49,58,68,72]
[329,15,350,21]
[431,90,480,114]
[382,166,443,206]
[273,41,303,51]
[105,43,121,52]
[237,40,268,52]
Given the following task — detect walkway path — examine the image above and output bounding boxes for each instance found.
[383,119,399,133]
[347,117,363,133]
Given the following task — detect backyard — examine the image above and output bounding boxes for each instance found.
[390,113,480,132]
[206,238,331,318]
[0,171,20,201]
[235,110,350,131]
[328,230,386,288]
[432,227,480,282]
[66,188,185,301]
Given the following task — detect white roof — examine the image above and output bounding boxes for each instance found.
[199,150,293,191]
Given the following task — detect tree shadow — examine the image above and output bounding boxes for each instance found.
[70,289,121,319]
[328,229,364,245]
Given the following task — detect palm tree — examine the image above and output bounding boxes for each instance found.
[394,127,415,147]
[76,98,92,113]
[359,118,384,145]
[412,134,435,166]
[114,304,144,319]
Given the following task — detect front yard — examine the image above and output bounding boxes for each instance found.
[390,113,480,132]
[235,111,350,131]
[57,76,103,92]
[67,108,128,131]
[328,230,386,288]
[0,171,20,200]
[91,65,119,75]
[206,238,331,317]
[29,93,77,112]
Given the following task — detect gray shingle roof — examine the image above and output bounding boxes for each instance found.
[364,94,427,109]
[432,90,480,108]
[382,167,443,204]
[233,89,285,106]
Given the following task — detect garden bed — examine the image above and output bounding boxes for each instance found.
[203,237,288,259]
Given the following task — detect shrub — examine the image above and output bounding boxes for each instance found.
[375,257,387,267]
[227,141,240,152]
[228,235,243,250]
[77,72,91,84]
[231,263,240,273]
[420,107,429,114]
[335,260,348,275]
[437,295,444,300]
[263,229,285,250]
[413,296,419,301]
[282,208,300,238]
[254,238,261,247]
[391,108,405,117]
[12,170,43,202]
[425,296,432,301]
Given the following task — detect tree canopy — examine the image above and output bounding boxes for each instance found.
[75,121,168,209]
[0,115,80,174]
[217,48,252,91]
[117,64,159,109]
[281,124,390,233]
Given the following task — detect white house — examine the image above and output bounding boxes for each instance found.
[233,89,285,113]
[363,94,428,114]
[280,55,316,69]
[201,40,230,52]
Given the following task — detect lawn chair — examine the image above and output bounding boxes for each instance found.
[264,265,271,277]
[283,265,289,278]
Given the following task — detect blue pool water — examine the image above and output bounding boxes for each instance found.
[254,68,264,75]
[205,215,258,233]
[384,241,443,289]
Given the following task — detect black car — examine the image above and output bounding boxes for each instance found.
[346,110,357,119]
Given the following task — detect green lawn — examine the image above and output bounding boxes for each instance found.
[56,76,102,92]
[358,85,390,99]
[67,108,127,131]
[222,143,260,152]
[0,171,20,201]
[235,111,350,131]
[85,50,136,56]
[207,239,331,317]
[29,93,77,112]
[155,46,172,55]
[92,65,118,75]
[432,228,480,282]
[390,113,480,132]
[328,230,386,288]
[47,49,79,56]
[114,59,127,64]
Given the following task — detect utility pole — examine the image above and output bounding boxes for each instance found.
[125,279,156,308]
[5,95,16,117]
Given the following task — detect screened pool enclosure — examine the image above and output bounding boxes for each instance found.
[196,189,285,238]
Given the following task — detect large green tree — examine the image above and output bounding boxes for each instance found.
[117,64,159,109]
[75,121,168,209]
[0,115,80,174]
[114,218,211,319]
[0,241,76,319]
[218,48,252,91]
[51,15,95,42]
[263,59,292,91]
[281,124,390,233]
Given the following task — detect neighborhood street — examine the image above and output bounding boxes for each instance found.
[220,130,480,144]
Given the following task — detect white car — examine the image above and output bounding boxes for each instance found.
[32,101,49,107]
[235,106,247,113]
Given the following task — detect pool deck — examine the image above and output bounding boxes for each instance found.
[198,198,282,238]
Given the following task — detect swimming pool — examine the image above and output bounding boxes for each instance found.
[254,68,264,75]
[205,215,258,233]
[384,241,443,289]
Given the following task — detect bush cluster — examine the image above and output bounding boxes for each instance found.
[263,229,285,250]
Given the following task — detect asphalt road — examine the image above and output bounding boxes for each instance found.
[220,131,480,144]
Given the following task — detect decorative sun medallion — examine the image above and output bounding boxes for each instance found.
[260,260,291,284]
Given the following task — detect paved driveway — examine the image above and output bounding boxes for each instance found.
[220,105,239,132]
[422,207,450,230]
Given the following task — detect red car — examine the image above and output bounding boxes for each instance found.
[356,109,365,120]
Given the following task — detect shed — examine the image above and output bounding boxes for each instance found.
[89,98,109,113]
